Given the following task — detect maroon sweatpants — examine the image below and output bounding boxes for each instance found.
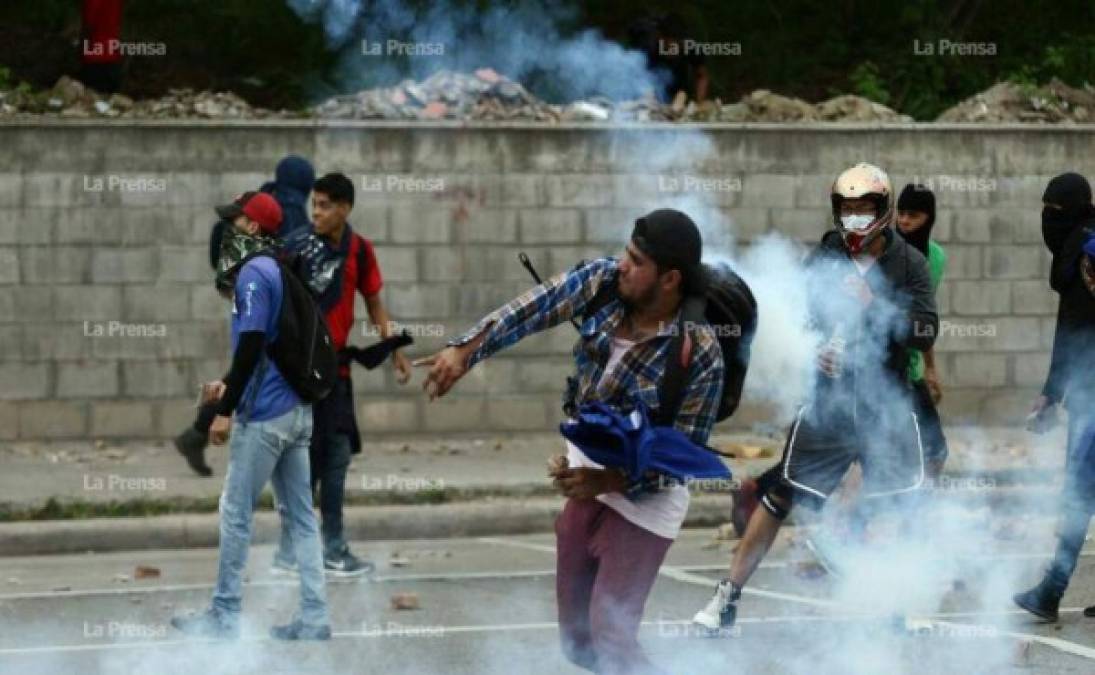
[555,498,673,675]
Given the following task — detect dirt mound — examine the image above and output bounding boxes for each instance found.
[937,78,1095,123]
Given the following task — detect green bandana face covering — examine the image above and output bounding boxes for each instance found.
[215,224,276,293]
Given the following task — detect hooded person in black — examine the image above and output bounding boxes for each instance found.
[1014,172,1095,621]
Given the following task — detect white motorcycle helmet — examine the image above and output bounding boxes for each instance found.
[830,163,894,255]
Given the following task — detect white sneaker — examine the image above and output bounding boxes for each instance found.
[692,579,739,635]
[270,556,299,577]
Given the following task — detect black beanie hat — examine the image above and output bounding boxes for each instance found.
[631,209,704,292]
[896,183,936,257]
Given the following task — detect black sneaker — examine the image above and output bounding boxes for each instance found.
[174,426,212,477]
[1084,605,1095,618]
[1013,580,1061,622]
[170,609,239,639]
[324,546,375,578]
[692,579,740,636]
[270,619,331,641]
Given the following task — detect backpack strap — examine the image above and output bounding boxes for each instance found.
[581,270,618,326]
[655,295,706,426]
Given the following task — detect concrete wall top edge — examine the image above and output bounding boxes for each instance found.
[3,118,1095,134]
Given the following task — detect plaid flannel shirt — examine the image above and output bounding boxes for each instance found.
[450,257,723,446]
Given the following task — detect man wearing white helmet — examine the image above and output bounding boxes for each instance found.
[693,163,938,634]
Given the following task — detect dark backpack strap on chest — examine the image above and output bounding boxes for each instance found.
[655,294,706,426]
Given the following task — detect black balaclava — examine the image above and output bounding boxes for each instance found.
[896,183,936,257]
[1042,172,1093,254]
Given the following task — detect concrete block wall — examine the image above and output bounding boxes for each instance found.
[0,120,1091,440]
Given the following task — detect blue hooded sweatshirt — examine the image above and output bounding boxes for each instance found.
[560,401,731,484]
[262,155,315,240]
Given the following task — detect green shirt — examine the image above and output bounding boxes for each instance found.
[908,240,946,382]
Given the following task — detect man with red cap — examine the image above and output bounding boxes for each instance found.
[172,191,331,641]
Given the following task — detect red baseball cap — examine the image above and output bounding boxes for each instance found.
[215,191,282,234]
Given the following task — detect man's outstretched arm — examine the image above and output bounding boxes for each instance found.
[414,257,616,399]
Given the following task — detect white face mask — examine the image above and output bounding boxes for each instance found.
[840,214,875,233]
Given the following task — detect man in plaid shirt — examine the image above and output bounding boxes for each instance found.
[417,209,722,675]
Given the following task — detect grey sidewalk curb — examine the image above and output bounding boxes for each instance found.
[0,483,1054,557]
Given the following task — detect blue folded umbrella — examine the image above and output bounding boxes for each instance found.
[560,401,731,484]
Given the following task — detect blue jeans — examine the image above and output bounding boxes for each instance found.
[277,432,352,559]
[1045,410,1095,595]
[212,405,329,627]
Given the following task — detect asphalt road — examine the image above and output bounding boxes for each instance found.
[1,522,1094,675]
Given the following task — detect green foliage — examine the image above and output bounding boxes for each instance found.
[848,62,890,105]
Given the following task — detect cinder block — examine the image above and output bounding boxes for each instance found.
[724,208,771,241]
[157,246,210,283]
[22,323,90,359]
[543,175,614,208]
[0,173,22,207]
[950,210,993,243]
[485,397,550,431]
[91,401,155,437]
[383,283,452,320]
[390,206,451,243]
[519,209,582,244]
[942,245,982,280]
[0,248,18,284]
[420,247,464,282]
[91,248,159,284]
[123,360,189,397]
[463,247,549,283]
[0,402,16,439]
[53,287,122,321]
[517,358,575,392]
[585,209,645,244]
[1011,280,1056,315]
[372,246,419,284]
[950,281,1010,315]
[358,397,420,433]
[57,361,118,398]
[458,358,518,395]
[793,175,833,208]
[422,396,485,432]
[21,246,90,284]
[1012,352,1051,387]
[0,325,21,358]
[499,175,543,207]
[740,175,796,209]
[771,209,828,242]
[189,286,226,320]
[0,362,50,400]
[949,353,1008,387]
[984,246,1044,280]
[18,400,87,439]
[463,209,519,244]
[156,398,199,437]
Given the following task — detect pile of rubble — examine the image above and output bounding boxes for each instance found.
[936,78,1095,123]
[0,75,300,119]
[312,68,914,123]
[4,71,1093,124]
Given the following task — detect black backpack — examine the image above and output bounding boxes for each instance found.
[582,262,757,425]
[253,251,339,403]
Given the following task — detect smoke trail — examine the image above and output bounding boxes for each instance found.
[283,0,659,101]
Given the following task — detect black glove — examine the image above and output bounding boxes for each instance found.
[343,330,414,370]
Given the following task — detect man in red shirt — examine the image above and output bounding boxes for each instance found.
[80,0,125,93]
[274,172,411,576]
